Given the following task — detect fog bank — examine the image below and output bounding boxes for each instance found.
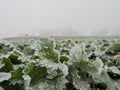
[0,0,120,38]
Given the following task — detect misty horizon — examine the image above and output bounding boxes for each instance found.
[0,0,120,38]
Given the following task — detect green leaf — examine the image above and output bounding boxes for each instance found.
[68,66,80,85]
[36,59,68,80]
[9,49,22,56]
[105,43,120,55]
[0,57,13,72]
[95,82,107,90]
[39,38,60,63]
[10,67,24,85]
[60,55,69,63]
[8,50,22,64]
[73,60,97,74]
[0,72,11,82]
[26,64,47,85]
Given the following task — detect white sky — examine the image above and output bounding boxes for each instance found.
[0,0,120,38]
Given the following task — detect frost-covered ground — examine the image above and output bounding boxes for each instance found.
[0,37,120,90]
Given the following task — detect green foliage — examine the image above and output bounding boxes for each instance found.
[0,38,120,90]
[106,43,120,55]
[27,65,47,85]
[10,67,24,85]
[60,55,69,63]
[0,57,13,72]
[39,38,60,63]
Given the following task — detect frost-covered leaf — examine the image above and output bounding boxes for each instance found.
[73,60,97,74]
[0,61,4,69]
[74,80,90,90]
[0,86,4,90]
[9,49,22,57]
[93,66,110,84]
[37,59,68,80]
[23,46,35,56]
[70,44,88,62]
[58,63,68,76]
[30,76,67,90]
[55,76,68,90]
[0,37,120,90]
[39,38,60,63]
[0,41,13,56]
[22,75,32,90]
[36,59,59,80]
[0,72,11,82]
[68,66,80,86]
[30,80,55,90]
[108,66,120,75]
[92,57,104,75]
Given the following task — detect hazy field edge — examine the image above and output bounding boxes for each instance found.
[2,35,120,40]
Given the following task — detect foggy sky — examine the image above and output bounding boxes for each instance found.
[0,0,120,38]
